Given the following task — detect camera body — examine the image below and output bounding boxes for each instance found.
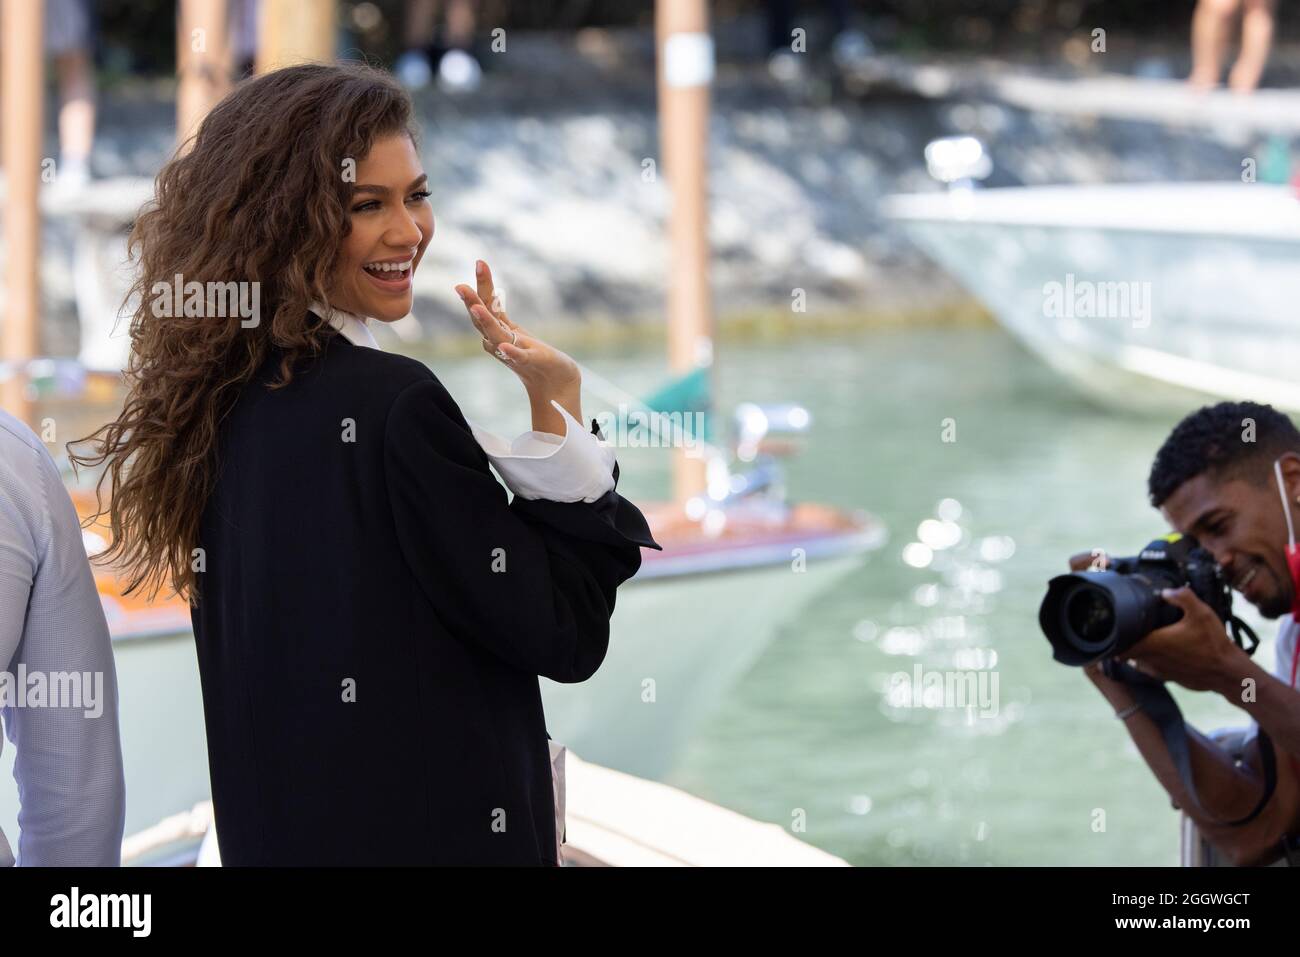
[1039,533,1233,666]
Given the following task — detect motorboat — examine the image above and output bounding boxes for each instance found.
[884,171,1300,413]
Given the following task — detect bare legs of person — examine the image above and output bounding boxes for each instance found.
[55,47,95,188]
[1189,0,1276,93]
[1228,0,1277,93]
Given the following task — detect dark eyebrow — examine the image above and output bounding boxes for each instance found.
[350,174,429,197]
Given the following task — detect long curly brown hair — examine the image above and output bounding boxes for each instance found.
[69,62,418,603]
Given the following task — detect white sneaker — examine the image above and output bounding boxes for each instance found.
[438,48,482,93]
[395,50,433,89]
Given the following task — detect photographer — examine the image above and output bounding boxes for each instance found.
[1077,401,1300,865]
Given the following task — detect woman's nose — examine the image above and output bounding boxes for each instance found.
[385,208,425,248]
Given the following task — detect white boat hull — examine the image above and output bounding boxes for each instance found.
[884,183,1300,413]
[541,550,869,780]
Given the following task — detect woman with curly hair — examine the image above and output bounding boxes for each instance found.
[71,62,659,866]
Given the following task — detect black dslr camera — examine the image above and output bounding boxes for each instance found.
[1038,534,1248,666]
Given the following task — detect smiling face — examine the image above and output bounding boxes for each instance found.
[1159,455,1300,618]
[327,133,434,322]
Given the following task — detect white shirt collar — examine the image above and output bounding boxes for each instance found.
[308,300,381,351]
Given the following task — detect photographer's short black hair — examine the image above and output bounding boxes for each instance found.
[1148,401,1300,507]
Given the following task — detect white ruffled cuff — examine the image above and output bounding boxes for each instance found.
[467,400,617,503]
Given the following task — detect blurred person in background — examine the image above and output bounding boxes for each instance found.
[0,0,99,191]
[394,0,481,93]
[46,0,98,192]
[1190,0,1277,92]
[229,0,259,79]
[765,0,873,84]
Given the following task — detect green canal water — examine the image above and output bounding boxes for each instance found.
[1,323,1270,865]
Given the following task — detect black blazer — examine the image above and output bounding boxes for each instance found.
[190,325,659,865]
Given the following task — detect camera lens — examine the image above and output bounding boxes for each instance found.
[1041,568,1170,665]
[1064,585,1115,647]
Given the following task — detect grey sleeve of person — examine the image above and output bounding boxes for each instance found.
[0,423,125,866]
